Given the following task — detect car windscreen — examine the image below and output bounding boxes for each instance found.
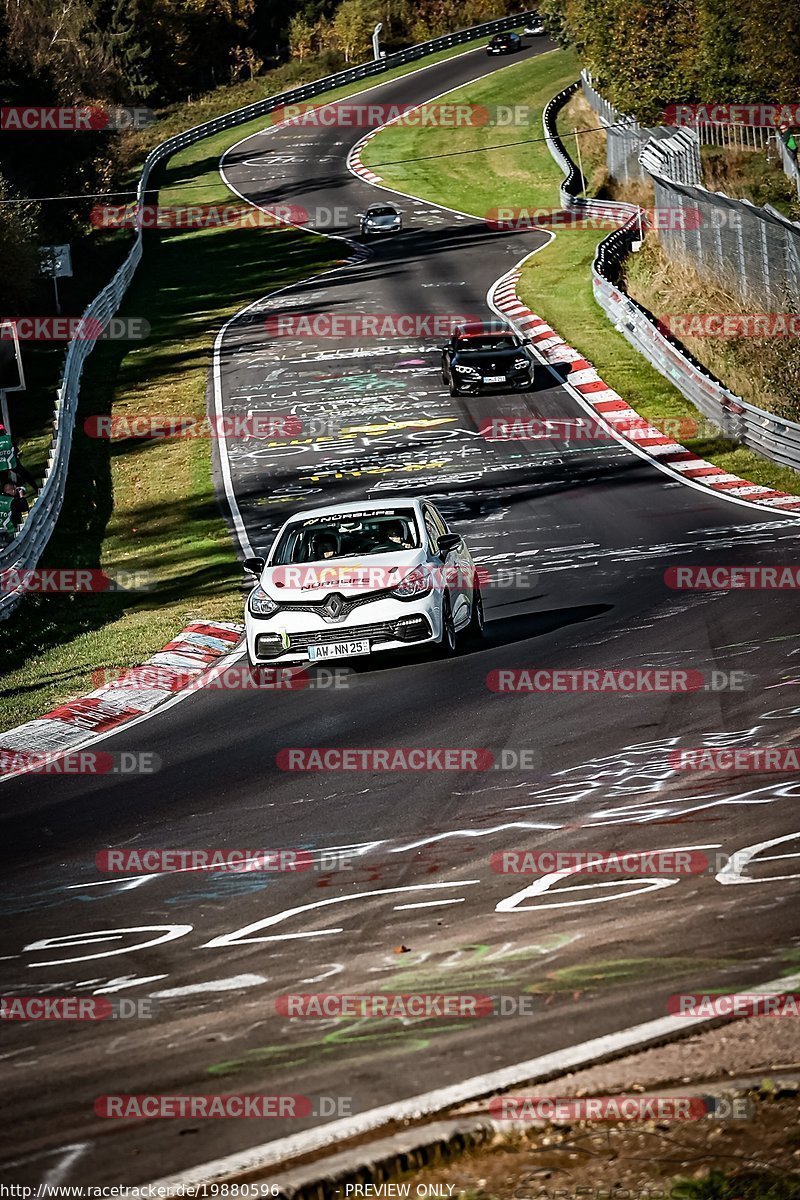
[455,335,517,352]
[368,207,397,217]
[270,509,421,564]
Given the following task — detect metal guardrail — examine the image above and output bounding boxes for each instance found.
[0,10,538,619]
[542,83,800,475]
[580,70,678,185]
[638,127,702,186]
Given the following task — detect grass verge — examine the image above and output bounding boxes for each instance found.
[361,50,800,496]
[0,38,499,732]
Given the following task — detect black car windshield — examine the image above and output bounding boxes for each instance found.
[455,334,518,351]
[271,509,421,563]
[368,207,397,217]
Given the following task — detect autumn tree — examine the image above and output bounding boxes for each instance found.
[289,13,316,57]
[332,0,374,62]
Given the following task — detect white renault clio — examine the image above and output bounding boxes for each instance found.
[244,499,484,667]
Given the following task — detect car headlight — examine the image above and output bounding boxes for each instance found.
[513,357,530,370]
[392,567,432,600]
[454,364,480,376]
[248,585,279,616]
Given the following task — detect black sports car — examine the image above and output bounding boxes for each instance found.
[441,322,534,394]
[487,31,522,55]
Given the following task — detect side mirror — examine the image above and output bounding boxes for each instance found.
[243,556,265,576]
[438,533,461,557]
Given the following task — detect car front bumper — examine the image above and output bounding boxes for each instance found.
[452,372,533,391]
[245,594,441,665]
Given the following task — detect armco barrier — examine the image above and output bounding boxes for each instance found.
[580,70,679,185]
[0,11,538,620]
[542,83,800,474]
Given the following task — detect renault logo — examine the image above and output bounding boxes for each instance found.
[322,593,346,620]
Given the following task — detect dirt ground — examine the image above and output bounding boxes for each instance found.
[396,1018,800,1198]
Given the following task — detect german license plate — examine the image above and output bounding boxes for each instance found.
[484,375,505,383]
[308,639,370,660]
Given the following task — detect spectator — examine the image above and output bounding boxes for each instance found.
[0,422,38,538]
[779,123,798,161]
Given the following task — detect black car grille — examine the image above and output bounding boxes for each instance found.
[290,622,397,649]
[276,588,394,619]
[256,617,432,658]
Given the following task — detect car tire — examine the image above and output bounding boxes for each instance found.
[438,592,459,656]
[441,361,449,385]
[448,375,460,396]
[468,586,485,639]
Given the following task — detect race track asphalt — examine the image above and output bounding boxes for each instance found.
[2,37,800,1186]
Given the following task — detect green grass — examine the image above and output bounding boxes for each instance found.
[362,47,574,213]
[701,144,800,222]
[0,40,498,731]
[671,1169,800,1200]
[361,48,800,497]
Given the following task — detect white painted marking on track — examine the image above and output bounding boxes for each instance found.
[201,882,480,947]
[390,822,556,853]
[93,974,168,993]
[716,831,800,885]
[25,925,193,968]
[151,974,268,998]
[41,1144,88,1187]
[497,875,678,911]
[147,969,800,1189]
[300,963,345,984]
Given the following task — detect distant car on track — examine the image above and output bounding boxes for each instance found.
[360,203,402,236]
[486,31,522,55]
[523,19,546,35]
[440,320,534,395]
[244,499,483,667]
